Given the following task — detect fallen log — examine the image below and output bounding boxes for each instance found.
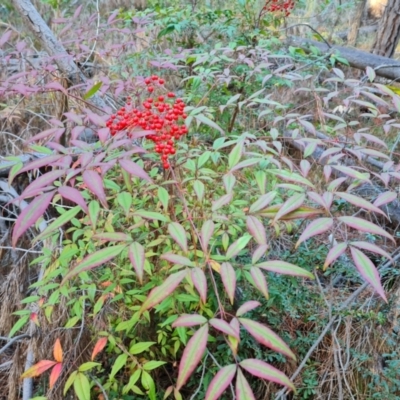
[288,36,400,81]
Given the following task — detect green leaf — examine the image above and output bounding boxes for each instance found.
[117,192,132,216]
[295,218,333,248]
[9,316,29,338]
[158,187,169,210]
[64,316,80,328]
[195,114,224,134]
[64,371,78,396]
[249,192,277,213]
[123,369,141,394]
[83,81,102,100]
[134,210,168,222]
[273,194,305,223]
[193,180,205,202]
[78,362,101,372]
[110,353,128,380]
[220,262,236,304]
[143,360,167,370]
[226,235,252,259]
[73,372,91,400]
[212,193,233,212]
[228,141,243,169]
[88,200,100,229]
[129,341,156,355]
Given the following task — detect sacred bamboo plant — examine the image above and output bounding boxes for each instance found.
[1,2,399,399]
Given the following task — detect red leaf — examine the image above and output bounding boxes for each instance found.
[21,360,57,378]
[27,128,65,143]
[49,362,63,389]
[91,337,108,361]
[205,364,236,400]
[82,170,108,209]
[176,324,209,390]
[12,191,55,247]
[18,155,63,174]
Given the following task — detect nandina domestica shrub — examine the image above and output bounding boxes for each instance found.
[1,1,399,399]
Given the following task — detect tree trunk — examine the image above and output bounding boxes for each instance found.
[372,0,400,57]
[348,0,368,46]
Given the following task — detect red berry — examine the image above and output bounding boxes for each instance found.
[144,78,151,84]
[147,86,154,93]
[158,79,165,84]
[167,92,175,98]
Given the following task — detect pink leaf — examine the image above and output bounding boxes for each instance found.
[176,324,209,390]
[128,242,145,284]
[250,267,269,299]
[82,170,108,209]
[350,241,392,261]
[20,170,65,199]
[336,192,387,217]
[295,218,333,248]
[140,270,187,313]
[220,262,236,305]
[323,242,348,270]
[45,82,68,95]
[239,318,296,360]
[58,186,88,213]
[212,193,233,212]
[161,253,194,267]
[0,30,12,48]
[205,364,237,400]
[18,155,63,174]
[168,222,188,253]
[172,314,208,328]
[119,158,152,182]
[200,220,214,252]
[273,193,305,222]
[73,4,83,18]
[240,359,295,392]
[246,216,267,245]
[27,128,65,143]
[209,318,240,339]
[249,191,277,213]
[97,128,110,143]
[93,232,131,242]
[350,247,387,302]
[338,216,395,243]
[332,165,370,181]
[373,191,397,208]
[12,191,55,247]
[236,368,256,400]
[87,112,106,127]
[236,301,261,317]
[191,268,207,304]
[252,244,269,264]
[256,261,314,279]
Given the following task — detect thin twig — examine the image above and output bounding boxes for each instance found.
[0,334,31,356]
[190,353,209,400]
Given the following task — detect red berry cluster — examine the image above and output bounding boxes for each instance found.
[106,75,188,169]
[263,0,295,16]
